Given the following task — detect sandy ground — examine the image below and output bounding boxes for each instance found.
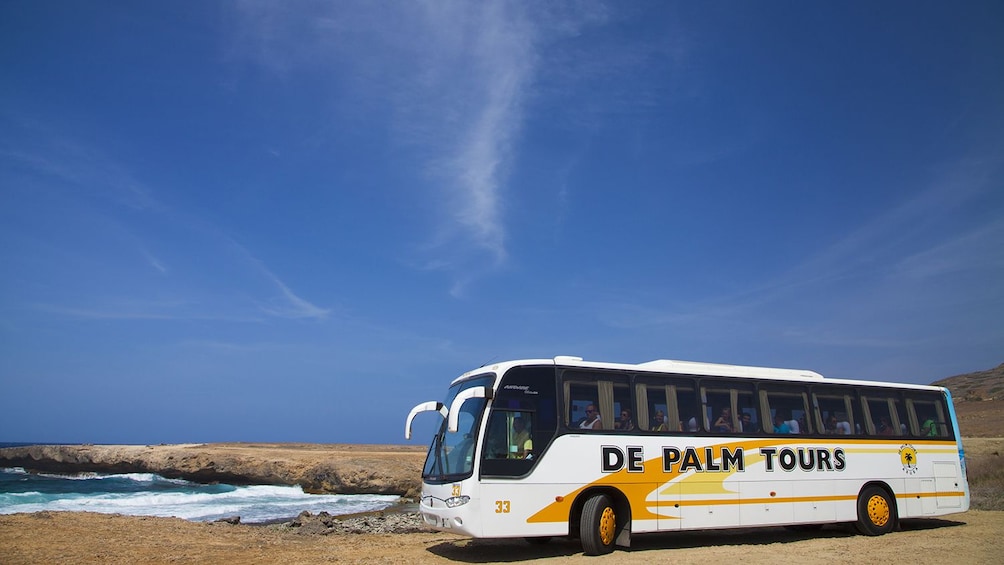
[1,510,1000,564]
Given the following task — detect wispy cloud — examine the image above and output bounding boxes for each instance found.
[225,2,598,291]
[33,300,261,322]
[892,217,1004,281]
[141,248,168,274]
[2,115,330,323]
[225,237,331,321]
[598,154,1004,344]
[425,4,537,266]
[258,274,331,321]
[0,117,158,211]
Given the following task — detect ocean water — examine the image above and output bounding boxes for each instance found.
[0,467,400,523]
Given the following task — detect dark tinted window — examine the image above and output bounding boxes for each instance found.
[906,391,954,439]
[481,366,557,477]
[761,383,812,434]
[812,387,861,436]
[561,370,630,431]
[701,380,758,435]
[635,375,700,432]
[861,391,908,436]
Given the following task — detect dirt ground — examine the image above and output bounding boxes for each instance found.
[1,509,1000,564]
[954,400,1004,438]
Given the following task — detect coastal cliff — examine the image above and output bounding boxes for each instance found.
[0,443,425,498]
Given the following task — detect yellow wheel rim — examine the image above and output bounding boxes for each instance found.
[598,506,616,545]
[867,494,890,527]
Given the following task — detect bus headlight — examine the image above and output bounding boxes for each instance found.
[444,495,471,508]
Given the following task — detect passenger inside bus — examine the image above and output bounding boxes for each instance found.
[787,418,801,434]
[739,412,753,432]
[920,415,939,437]
[713,407,733,433]
[577,404,603,430]
[510,417,532,458]
[677,415,699,432]
[652,410,669,431]
[616,409,635,431]
[877,416,896,436]
[773,414,791,434]
[826,415,839,434]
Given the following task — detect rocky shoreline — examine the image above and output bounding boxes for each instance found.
[0,443,426,499]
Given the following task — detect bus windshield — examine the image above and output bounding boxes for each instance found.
[422,374,494,482]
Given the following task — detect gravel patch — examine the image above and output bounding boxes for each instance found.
[271,510,432,535]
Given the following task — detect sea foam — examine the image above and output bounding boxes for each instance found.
[0,469,398,523]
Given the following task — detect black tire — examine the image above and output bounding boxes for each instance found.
[855,486,896,536]
[580,494,617,555]
[524,536,552,545]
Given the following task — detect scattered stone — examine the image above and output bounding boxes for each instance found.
[214,516,241,525]
[273,511,431,535]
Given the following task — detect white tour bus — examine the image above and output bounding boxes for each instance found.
[404,356,969,555]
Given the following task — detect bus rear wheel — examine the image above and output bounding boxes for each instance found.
[856,486,896,536]
[580,493,616,555]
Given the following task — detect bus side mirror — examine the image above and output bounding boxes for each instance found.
[447,386,494,433]
[405,401,447,440]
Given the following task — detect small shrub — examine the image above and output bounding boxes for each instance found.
[966,451,1004,511]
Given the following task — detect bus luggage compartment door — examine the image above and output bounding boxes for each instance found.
[934,462,962,509]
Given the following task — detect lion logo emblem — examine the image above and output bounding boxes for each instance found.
[899,444,918,474]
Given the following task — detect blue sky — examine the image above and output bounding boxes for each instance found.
[1,1,1002,445]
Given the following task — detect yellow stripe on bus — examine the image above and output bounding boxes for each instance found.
[649,491,964,507]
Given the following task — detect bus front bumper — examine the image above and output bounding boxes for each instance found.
[420,496,480,537]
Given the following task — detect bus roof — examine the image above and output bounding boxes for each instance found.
[453,356,943,392]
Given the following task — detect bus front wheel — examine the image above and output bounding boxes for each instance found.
[856,486,896,536]
[580,493,616,555]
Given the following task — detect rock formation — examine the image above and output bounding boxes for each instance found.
[0,443,425,499]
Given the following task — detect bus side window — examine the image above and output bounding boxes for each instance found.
[906,393,953,439]
[761,384,811,434]
[635,376,700,433]
[701,381,756,434]
[813,388,858,436]
[562,370,630,431]
[862,393,907,436]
